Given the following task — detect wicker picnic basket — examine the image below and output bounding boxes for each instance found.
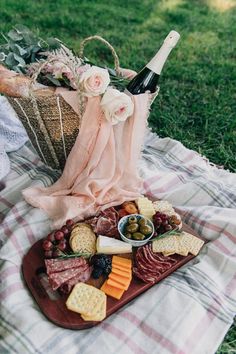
[6,36,122,170]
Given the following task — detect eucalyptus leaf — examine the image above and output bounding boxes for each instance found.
[0,52,6,61]
[14,24,30,33]
[31,45,41,53]
[30,52,37,63]
[108,68,117,76]
[13,53,26,66]
[5,52,18,67]
[7,29,23,41]
[46,37,61,50]
[14,44,27,56]
[13,65,24,73]
[22,32,37,46]
[45,74,62,87]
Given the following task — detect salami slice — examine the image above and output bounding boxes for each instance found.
[134,244,178,283]
[45,257,87,275]
[48,267,85,290]
[59,266,92,294]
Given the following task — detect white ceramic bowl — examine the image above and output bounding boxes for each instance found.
[118,214,154,247]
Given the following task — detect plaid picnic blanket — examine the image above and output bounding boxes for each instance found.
[0,131,236,354]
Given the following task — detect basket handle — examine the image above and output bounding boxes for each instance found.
[79,35,121,75]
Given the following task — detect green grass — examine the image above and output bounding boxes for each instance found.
[1,0,235,171]
[0,0,235,351]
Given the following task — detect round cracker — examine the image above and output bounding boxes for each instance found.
[70,226,96,255]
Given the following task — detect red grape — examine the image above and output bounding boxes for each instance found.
[61,226,69,236]
[54,231,64,241]
[58,240,67,251]
[52,249,62,258]
[42,240,53,251]
[160,214,168,220]
[162,219,168,226]
[44,250,53,258]
[47,232,55,242]
[164,224,172,231]
[66,219,74,227]
[154,217,162,225]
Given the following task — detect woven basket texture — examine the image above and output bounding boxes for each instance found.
[7,94,82,170]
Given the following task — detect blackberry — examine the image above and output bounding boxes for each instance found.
[103,264,112,277]
[92,267,103,279]
[104,256,112,266]
[93,257,106,269]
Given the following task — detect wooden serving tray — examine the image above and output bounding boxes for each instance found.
[22,223,204,330]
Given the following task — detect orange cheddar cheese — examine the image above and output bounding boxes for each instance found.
[112,267,132,279]
[107,278,130,291]
[109,273,131,288]
[112,256,132,269]
[107,278,126,290]
[112,263,132,273]
[100,281,124,300]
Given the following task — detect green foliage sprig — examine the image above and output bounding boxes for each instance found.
[151,229,182,242]
[0,25,129,91]
[0,24,60,73]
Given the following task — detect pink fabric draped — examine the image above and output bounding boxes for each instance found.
[23,93,151,228]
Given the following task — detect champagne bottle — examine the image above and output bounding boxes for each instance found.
[126,30,180,94]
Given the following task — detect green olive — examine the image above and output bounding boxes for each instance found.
[132,232,146,240]
[138,218,147,226]
[124,232,132,239]
[140,225,153,235]
[126,223,139,233]
[128,216,138,224]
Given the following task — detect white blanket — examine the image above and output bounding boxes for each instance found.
[0,130,235,353]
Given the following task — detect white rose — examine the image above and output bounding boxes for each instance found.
[101,87,134,125]
[79,66,110,97]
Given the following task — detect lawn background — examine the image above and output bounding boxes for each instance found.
[0,0,235,352]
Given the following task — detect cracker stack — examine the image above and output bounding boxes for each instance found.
[135,197,155,220]
[152,200,176,216]
[69,223,96,255]
[152,232,204,257]
[66,283,107,321]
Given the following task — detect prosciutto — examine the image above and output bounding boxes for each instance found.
[87,207,119,237]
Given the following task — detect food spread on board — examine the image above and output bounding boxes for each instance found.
[40,197,204,322]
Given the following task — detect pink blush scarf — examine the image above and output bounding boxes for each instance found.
[23,93,151,228]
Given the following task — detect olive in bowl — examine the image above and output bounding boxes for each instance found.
[118,214,154,247]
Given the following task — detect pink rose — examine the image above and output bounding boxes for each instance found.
[79,66,110,97]
[100,87,134,125]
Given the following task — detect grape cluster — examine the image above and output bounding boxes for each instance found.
[42,219,74,258]
[91,255,112,279]
[153,212,181,235]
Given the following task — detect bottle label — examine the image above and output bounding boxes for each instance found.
[146,46,172,75]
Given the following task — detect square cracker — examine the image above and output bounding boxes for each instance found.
[81,296,107,321]
[178,232,204,256]
[66,283,105,316]
[152,236,179,254]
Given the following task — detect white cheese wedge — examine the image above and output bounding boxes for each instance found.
[96,235,132,254]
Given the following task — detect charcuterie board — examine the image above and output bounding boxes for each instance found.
[22,222,205,330]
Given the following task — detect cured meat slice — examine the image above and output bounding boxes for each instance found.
[133,267,158,284]
[45,257,87,275]
[134,244,178,283]
[96,217,113,234]
[59,266,92,294]
[48,264,89,290]
[87,207,119,237]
